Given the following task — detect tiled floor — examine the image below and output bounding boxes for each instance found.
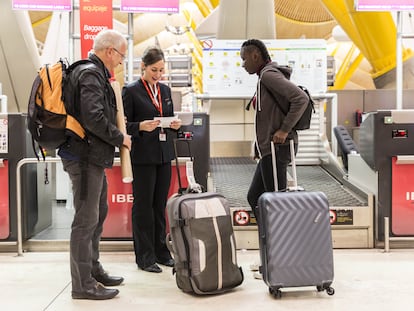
[3,160,410,310]
[1,248,414,311]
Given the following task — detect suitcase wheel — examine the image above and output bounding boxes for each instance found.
[316,285,335,296]
[269,287,282,299]
[326,287,335,296]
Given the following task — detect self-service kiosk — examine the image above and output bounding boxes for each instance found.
[175,112,210,190]
[358,110,414,244]
[0,113,53,241]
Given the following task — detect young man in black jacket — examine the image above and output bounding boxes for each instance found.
[240,39,309,218]
[59,29,131,300]
[240,39,309,278]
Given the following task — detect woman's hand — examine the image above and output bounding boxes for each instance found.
[170,118,182,130]
[139,119,160,132]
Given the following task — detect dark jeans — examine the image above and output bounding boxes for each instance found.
[247,143,296,219]
[131,162,172,268]
[62,159,108,292]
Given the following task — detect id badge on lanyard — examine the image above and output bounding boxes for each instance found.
[159,130,166,141]
[142,78,165,141]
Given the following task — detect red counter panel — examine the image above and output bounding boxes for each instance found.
[0,160,9,239]
[103,163,188,238]
[391,157,414,235]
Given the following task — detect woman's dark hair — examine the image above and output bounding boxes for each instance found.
[241,39,272,62]
[142,46,165,66]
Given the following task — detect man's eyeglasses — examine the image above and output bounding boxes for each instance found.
[112,47,126,60]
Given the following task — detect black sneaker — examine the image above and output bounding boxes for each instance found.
[156,258,175,267]
[140,263,162,273]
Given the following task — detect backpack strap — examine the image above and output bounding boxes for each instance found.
[259,67,310,116]
[64,59,96,201]
[31,138,46,161]
[259,67,289,115]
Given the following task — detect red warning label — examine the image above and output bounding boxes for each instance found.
[233,210,251,226]
[330,209,353,225]
[329,210,336,225]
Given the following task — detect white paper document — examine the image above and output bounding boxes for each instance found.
[154,116,178,128]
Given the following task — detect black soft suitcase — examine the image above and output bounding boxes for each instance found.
[166,139,244,295]
[256,141,335,298]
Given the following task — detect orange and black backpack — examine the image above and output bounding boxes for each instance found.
[27,59,92,159]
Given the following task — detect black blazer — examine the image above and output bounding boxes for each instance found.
[122,79,176,165]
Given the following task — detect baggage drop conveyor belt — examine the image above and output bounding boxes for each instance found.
[210,157,374,249]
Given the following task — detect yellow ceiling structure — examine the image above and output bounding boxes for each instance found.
[28,0,375,89]
[30,1,337,42]
[275,0,334,23]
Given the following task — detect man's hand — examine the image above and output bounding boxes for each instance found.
[272,130,289,144]
[123,134,132,150]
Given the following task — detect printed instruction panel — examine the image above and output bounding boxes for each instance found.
[202,39,327,97]
[0,115,7,153]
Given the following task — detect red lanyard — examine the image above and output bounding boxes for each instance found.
[141,78,163,116]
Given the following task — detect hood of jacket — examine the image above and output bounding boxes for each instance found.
[260,62,292,80]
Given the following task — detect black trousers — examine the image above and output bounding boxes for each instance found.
[247,143,296,219]
[131,162,173,268]
[62,159,108,292]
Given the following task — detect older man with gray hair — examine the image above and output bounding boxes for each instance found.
[58,29,131,300]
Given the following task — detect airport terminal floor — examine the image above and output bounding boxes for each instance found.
[1,248,414,310]
[2,155,407,310]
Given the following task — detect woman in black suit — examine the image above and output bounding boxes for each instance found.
[122,47,181,273]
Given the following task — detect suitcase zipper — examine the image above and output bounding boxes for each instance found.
[206,199,223,290]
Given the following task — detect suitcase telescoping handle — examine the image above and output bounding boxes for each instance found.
[173,138,201,194]
[173,138,192,194]
[270,141,278,191]
[289,139,298,190]
[270,139,298,192]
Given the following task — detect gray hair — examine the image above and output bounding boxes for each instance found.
[93,29,126,52]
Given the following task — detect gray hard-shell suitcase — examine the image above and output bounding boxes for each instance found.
[167,192,244,294]
[256,141,335,298]
[166,139,243,295]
